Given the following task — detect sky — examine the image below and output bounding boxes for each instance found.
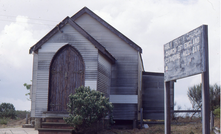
[0,0,220,111]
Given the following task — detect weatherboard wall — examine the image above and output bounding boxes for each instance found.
[137,53,144,120]
[31,53,38,117]
[142,72,174,120]
[97,53,112,97]
[75,14,140,120]
[32,24,100,117]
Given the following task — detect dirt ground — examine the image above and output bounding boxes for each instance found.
[100,117,220,134]
[0,118,26,128]
[0,117,220,134]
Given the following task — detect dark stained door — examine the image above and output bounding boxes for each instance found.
[48,45,85,111]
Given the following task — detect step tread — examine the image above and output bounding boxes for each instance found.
[42,122,68,125]
[38,128,73,131]
[44,116,66,118]
[43,111,68,114]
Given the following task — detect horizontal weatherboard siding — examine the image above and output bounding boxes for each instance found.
[75,13,140,120]
[110,95,138,104]
[142,72,174,120]
[110,87,137,95]
[97,54,112,97]
[33,24,99,117]
[85,81,97,90]
[112,104,137,120]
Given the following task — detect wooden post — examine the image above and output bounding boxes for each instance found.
[164,81,171,134]
[25,113,28,124]
[35,118,42,130]
[133,119,136,129]
[201,25,210,134]
[210,111,214,132]
[140,108,143,129]
[202,72,210,134]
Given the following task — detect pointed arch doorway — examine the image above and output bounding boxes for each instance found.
[48,45,85,111]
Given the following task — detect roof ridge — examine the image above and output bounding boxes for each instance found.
[71,7,142,53]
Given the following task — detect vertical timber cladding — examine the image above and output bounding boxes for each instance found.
[49,45,85,111]
[164,25,206,81]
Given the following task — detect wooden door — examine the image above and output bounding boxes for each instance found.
[48,45,85,111]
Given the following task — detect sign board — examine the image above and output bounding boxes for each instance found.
[164,25,206,81]
[164,25,209,134]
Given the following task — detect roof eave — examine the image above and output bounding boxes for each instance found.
[29,16,116,63]
[29,17,70,54]
[67,18,116,63]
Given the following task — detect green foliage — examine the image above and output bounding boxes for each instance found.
[0,103,16,119]
[16,110,30,119]
[189,131,194,134]
[64,86,113,134]
[0,117,8,125]
[187,84,220,111]
[213,107,220,117]
[24,83,31,101]
[209,84,220,111]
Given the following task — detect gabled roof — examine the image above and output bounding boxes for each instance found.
[71,7,142,53]
[29,17,115,63]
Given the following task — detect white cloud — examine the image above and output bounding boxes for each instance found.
[0,15,50,110]
[94,0,220,78]
[0,16,34,68]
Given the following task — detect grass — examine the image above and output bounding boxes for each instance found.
[0,110,30,128]
[97,116,220,134]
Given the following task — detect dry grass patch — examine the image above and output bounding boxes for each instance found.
[0,118,26,128]
[98,117,220,134]
[214,116,220,128]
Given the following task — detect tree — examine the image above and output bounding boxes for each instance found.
[64,86,113,134]
[24,83,31,101]
[187,83,220,111]
[209,84,220,111]
[0,103,16,119]
[187,84,202,111]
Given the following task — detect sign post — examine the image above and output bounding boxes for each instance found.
[201,25,210,134]
[164,25,209,134]
[164,81,171,134]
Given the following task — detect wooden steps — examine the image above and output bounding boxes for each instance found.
[42,122,73,129]
[38,117,74,134]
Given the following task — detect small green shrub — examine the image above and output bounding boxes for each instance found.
[189,131,194,134]
[0,103,16,119]
[213,107,220,117]
[0,117,8,125]
[64,86,113,134]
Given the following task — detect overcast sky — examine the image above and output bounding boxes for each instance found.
[0,0,220,110]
